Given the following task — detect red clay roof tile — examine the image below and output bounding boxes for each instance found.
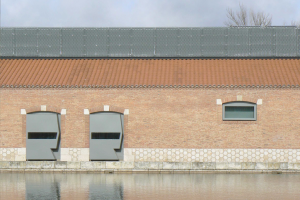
[0,58,300,88]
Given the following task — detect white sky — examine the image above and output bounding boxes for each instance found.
[1,0,300,27]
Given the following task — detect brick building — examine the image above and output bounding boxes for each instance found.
[0,27,299,163]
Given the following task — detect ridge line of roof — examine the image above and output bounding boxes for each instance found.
[1,84,299,89]
[1,57,300,60]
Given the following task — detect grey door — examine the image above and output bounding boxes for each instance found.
[26,112,61,160]
[90,112,124,161]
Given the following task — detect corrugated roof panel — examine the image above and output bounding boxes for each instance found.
[38,28,61,57]
[0,28,14,56]
[1,27,300,58]
[85,28,108,57]
[15,28,37,57]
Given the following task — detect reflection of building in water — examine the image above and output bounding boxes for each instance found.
[89,174,123,200]
[1,27,300,163]
[25,174,123,200]
[1,173,300,200]
[0,174,26,200]
[25,174,62,200]
[59,174,90,200]
[24,174,91,200]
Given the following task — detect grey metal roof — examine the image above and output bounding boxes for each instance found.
[0,27,299,58]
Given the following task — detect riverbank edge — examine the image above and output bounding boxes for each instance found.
[1,161,300,173]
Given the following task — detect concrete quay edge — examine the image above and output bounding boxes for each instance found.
[0,161,300,173]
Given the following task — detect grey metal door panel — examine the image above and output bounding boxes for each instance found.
[90,113,122,132]
[90,113,124,161]
[27,113,60,132]
[26,112,61,160]
[90,140,120,160]
[115,141,124,160]
[26,140,58,160]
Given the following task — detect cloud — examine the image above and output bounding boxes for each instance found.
[1,0,299,27]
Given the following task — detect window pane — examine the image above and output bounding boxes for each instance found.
[225,106,254,119]
[91,133,120,139]
[28,132,57,139]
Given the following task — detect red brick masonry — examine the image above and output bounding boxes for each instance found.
[1,88,299,149]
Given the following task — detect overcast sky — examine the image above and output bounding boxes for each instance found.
[1,0,300,27]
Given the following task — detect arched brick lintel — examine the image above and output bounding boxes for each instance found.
[26,105,61,114]
[222,97,257,104]
[89,105,126,114]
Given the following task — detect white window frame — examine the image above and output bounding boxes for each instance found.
[222,102,257,121]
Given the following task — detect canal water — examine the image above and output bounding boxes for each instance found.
[1,173,300,200]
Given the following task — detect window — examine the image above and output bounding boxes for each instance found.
[91,133,120,139]
[28,132,57,139]
[223,102,256,121]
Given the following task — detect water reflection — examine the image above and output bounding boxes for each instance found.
[1,173,300,200]
[26,174,61,200]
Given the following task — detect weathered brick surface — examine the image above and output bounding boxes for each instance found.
[0,88,299,149]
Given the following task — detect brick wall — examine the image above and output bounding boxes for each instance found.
[0,88,299,149]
